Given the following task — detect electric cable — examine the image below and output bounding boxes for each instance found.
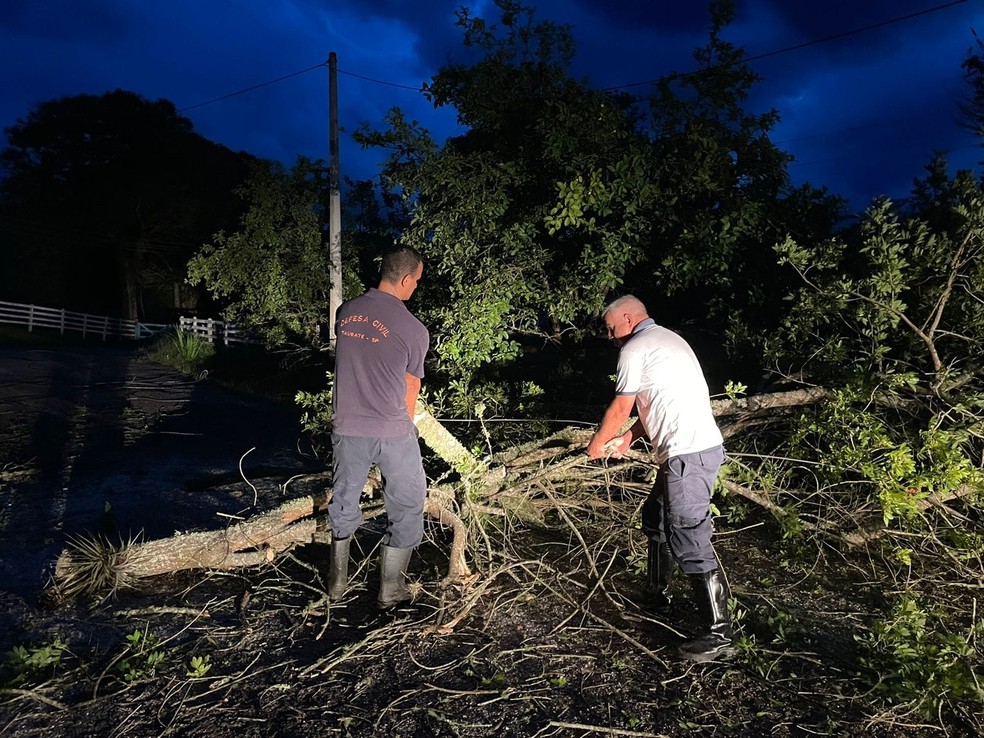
[601,0,968,92]
[178,62,328,113]
[142,1,971,168]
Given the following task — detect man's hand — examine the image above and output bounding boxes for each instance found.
[587,395,636,460]
[605,434,631,458]
[586,436,608,460]
[586,431,631,460]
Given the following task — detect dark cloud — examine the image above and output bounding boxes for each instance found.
[759,0,967,46]
[566,0,709,34]
[0,0,981,209]
[0,0,134,42]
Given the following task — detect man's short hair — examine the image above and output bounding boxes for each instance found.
[602,294,648,318]
[380,247,423,283]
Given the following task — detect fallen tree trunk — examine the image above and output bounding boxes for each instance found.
[710,386,829,416]
[51,387,834,597]
[54,498,317,597]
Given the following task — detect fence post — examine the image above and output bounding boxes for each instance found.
[28,304,35,332]
[82,313,88,338]
[59,308,65,335]
[207,318,214,344]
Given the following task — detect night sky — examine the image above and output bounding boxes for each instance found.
[1,0,982,212]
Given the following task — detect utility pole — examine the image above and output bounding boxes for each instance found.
[328,51,342,346]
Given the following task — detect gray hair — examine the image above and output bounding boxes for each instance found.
[602,295,648,319]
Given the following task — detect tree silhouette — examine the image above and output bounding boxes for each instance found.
[0,89,253,320]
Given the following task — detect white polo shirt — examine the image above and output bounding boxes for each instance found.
[615,319,723,464]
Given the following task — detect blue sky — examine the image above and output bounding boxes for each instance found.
[1,0,982,212]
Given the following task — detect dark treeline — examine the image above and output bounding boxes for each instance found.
[0,90,254,321]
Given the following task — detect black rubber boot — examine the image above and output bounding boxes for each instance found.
[377,545,413,608]
[679,569,735,662]
[647,539,675,615]
[328,536,351,602]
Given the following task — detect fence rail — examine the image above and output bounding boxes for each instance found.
[178,316,260,346]
[0,300,168,341]
[0,300,260,346]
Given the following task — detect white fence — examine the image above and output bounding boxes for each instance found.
[0,300,168,341]
[178,316,259,346]
[0,301,260,346]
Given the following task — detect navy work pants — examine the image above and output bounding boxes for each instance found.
[330,431,427,549]
[641,445,725,574]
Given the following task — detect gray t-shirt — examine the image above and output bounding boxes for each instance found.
[332,288,429,437]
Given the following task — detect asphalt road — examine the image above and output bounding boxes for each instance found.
[0,345,321,597]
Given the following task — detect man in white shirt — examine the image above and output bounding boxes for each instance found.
[587,295,734,661]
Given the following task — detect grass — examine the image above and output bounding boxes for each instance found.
[144,328,215,377]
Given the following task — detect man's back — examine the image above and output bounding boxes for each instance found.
[618,322,721,462]
[333,288,428,438]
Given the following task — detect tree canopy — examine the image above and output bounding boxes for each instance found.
[0,89,252,319]
[356,0,845,387]
[188,158,336,348]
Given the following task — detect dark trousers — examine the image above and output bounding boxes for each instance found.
[641,445,724,574]
[330,431,427,549]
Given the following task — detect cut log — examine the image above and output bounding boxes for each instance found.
[54,497,316,595]
[50,387,835,597]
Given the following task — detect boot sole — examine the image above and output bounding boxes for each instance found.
[377,596,412,609]
[678,645,736,662]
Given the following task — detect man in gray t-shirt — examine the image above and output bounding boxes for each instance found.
[328,247,429,608]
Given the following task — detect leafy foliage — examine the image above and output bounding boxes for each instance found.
[296,372,334,452]
[118,629,166,683]
[959,30,984,140]
[186,654,212,678]
[187,159,376,350]
[188,158,335,348]
[357,0,843,388]
[771,170,984,387]
[2,639,68,686]
[857,596,984,718]
[709,160,984,730]
[0,90,251,319]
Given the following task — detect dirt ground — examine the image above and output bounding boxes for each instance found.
[0,344,966,738]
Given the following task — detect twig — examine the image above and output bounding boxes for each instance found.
[0,687,67,711]
[546,721,669,737]
[238,446,259,505]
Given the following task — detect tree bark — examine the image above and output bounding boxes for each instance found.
[54,498,316,588]
[52,387,834,595]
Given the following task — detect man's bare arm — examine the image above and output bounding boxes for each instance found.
[586,394,636,459]
[405,373,421,419]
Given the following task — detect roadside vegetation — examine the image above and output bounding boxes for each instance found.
[1,1,982,735]
[144,327,215,378]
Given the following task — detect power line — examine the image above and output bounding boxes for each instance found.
[175,2,968,112]
[175,62,423,115]
[337,69,422,92]
[601,0,968,92]
[137,2,974,171]
[178,62,328,113]
[168,2,968,150]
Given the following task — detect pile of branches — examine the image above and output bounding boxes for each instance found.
[40,380,984,733]
[52,386,833,596]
